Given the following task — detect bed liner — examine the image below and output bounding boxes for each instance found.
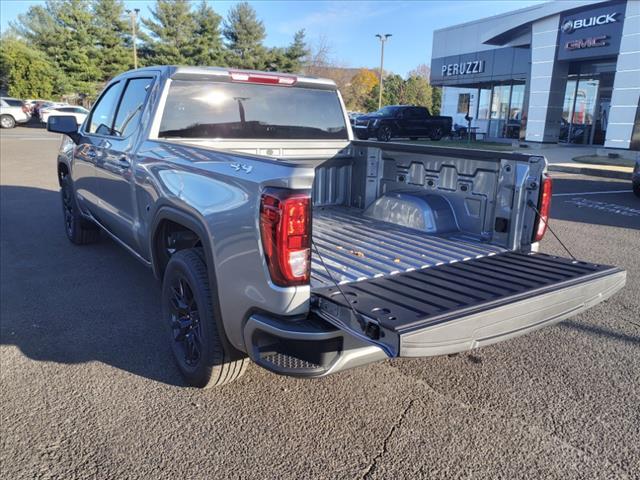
[311,206,505,288]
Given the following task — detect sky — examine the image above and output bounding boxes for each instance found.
[0,0,546,76]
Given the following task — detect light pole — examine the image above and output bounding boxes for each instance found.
[375,33,392,110]
[125,8,140,69]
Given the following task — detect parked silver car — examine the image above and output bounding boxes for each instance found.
[0,97,31,128]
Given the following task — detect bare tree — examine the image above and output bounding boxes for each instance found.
[303,35,334,76]
[408,63,431,80]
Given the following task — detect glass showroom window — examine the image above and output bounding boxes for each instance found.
[489,85,510,138]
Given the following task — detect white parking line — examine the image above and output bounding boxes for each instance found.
[553,190,633,196]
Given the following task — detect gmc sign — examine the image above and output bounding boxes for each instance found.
[566,35,609,50]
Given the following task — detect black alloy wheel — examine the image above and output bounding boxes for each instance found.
[430,127,443,141]
[61,181,75,239]
[60,177,100,244]
[161,249,248,388]
[377,125,392,142]
[168,276,203,368]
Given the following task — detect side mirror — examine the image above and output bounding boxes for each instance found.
[47,115,80,144]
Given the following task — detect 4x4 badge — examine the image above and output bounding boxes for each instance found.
[230,162,253,174]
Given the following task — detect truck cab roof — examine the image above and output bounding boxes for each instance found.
[114,65,338,90]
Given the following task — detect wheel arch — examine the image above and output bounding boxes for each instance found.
[150,207,214,281]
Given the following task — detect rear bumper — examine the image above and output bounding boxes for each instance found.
[243,314,387,377]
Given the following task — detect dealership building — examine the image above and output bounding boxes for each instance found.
[430,0,640,150]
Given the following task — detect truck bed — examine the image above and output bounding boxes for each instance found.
[311,207,506,288]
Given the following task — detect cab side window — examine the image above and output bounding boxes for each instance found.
[88,82,122,135]
[112,78,154,138]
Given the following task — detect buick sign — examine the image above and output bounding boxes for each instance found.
[561,12,618,34]
[441,60,485,77]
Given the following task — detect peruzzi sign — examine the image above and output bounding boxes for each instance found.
[441,60,485,77]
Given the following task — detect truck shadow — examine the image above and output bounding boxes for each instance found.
[0,185,185,387]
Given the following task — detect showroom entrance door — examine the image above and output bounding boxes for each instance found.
[560,66,615,145]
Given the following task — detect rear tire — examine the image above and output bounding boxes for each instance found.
[60,177,100,244]
[0,115,16,129]
[162,249,248,388]
[633,181,640,198]
[430,127,443,141]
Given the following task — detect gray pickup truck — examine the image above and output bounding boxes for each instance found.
[48,66,626,388]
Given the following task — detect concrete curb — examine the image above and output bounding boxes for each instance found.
[548,164,632,180]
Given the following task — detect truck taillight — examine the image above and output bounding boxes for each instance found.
[260,188,311,287]
[533,174,552,242]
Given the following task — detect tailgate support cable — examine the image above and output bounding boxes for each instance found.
[311,240,371,333]
[527,200,576,261]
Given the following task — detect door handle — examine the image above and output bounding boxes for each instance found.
[117,157,131,168]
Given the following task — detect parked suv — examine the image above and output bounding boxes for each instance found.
[353,105,452,141]
[47,66,625,388]
[0,97,31,128]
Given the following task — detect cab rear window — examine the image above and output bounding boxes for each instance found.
[159,80,348,140]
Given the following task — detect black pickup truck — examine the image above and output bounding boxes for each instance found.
[353,105,452,142]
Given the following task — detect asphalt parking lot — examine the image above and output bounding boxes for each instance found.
[1,127,639,479]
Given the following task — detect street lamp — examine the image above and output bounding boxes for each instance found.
[125,8,140,69]
[375,33,392,110]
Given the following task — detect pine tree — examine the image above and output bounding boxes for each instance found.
[279,29,309,73]
[191,1,225,66]
[223,2,267,70]
[12,0,102,96]
[92,0,133,79]
[142,0,196,65]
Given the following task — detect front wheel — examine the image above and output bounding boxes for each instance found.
[162,249,248,388]
[377,125,392,142]
[0,115,16,129]
[60,177,100,244]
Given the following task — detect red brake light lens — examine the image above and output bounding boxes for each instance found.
[533,174,552,242]
[260,188,311,286]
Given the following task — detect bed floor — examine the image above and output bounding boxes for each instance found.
[311,207,506,287]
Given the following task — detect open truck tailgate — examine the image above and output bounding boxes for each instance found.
[312,252,625,357]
